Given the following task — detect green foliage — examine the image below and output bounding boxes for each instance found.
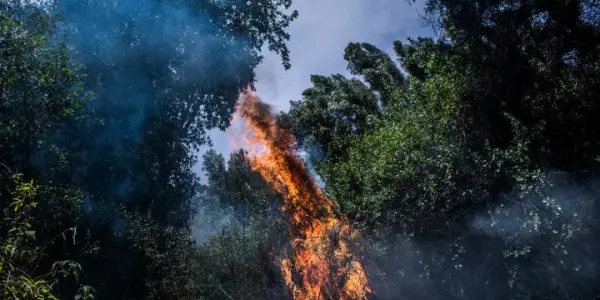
[0,6,90,174]
[278,74,381,163]
[193,150,289,299]
[121,211,201,300]
[4,0,600,298]
[424,0,600,169]
[344,42,405,105]
[0,173,93,300]
[280,1,600,298]
[0,0,296,299]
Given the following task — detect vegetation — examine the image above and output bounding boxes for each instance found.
[279,0,600,299]
[0,0,295,298]
[1,0,600,299]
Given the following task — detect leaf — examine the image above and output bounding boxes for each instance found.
[25,230,36,239]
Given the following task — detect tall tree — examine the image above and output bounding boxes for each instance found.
[0,3,95,298]
[425,0,600,169]
[1,0,297,298]
[281,1,600,297]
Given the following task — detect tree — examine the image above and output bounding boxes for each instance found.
[0,5,95,297]
[193,149,289,299]
[44,0,296,297]
[344,42,405,106]
[0,171,94,300]
[281,2,600,296]
[0,0,297,298]
[53,0,297,225]
[424,0,600,170]
[0,3,89,178]
[278,74,381,165]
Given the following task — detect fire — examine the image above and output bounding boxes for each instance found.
[234,89,372,300]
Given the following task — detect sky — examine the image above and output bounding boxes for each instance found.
[194,0,431,177]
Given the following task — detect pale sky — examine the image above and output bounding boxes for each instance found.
[194,0,431,177]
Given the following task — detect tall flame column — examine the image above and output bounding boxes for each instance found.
[235,90,372,300]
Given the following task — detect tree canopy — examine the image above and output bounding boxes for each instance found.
[279,0,600,298]
[0,0,295,298]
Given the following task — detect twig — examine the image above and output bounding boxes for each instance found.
[218,285,234,300]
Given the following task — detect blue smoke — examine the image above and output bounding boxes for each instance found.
[36,0,268,227]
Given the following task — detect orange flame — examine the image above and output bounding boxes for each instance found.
[234,89,372,300]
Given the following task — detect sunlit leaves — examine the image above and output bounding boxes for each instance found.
[1,174,91,300]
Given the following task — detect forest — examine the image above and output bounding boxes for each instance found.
[1,0,600,299]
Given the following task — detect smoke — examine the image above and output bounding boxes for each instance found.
[22,0,267,227]
[472,177,597,245]
[365,172,600,300]
[193,93,600,299]
[191,191,237,244]
[191,146,287,245]
[54,0,256,138]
